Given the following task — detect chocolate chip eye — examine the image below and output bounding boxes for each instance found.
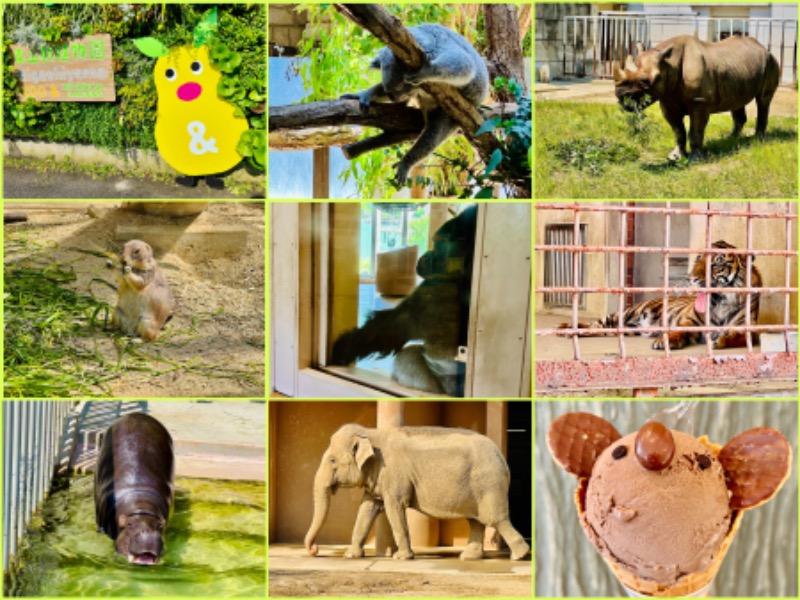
[612,445,627,460]
[697,454,712,470]
[165,67,177,81]
[190,60,203,75]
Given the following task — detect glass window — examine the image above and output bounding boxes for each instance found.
[325,202,475,397]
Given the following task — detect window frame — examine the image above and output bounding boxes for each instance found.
[270,202,532,398]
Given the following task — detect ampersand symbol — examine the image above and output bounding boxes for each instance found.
[187,121,218,155]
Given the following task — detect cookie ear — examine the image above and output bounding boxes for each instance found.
[718,427,792,510]
[548,412,622,478]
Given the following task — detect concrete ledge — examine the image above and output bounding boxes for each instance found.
[176,452,265,481]
[3,138,261,183]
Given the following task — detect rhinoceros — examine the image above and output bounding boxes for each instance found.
[613,35,780,160]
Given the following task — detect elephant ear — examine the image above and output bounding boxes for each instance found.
[353,435,374,469]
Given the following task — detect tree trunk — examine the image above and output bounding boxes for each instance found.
[483,4,528,99]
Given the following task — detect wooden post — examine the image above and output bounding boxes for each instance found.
[312,148,329,199]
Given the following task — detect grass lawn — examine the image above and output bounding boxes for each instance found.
[535,101,798,198]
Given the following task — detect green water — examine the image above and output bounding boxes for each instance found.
[5,476,266,597]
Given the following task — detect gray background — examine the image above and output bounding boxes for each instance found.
[536,401,798,597]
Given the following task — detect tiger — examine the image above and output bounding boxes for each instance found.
[559,240,761,350]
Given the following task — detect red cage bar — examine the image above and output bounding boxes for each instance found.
[535,202,798,393]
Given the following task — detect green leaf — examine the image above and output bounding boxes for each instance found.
[193,8,218,48]
[474,186,494,199]
[236,137,253,157]
[483,148,503,177]
[220,52,242,73]
[210,43,230,62]
[474,117,498,137]
[133,37,168,58]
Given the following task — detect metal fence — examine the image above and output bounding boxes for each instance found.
[535,202,798,393]
[563,13,798,85]
[2,401,77,573]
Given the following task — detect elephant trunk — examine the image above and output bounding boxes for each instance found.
[304,462,332,556]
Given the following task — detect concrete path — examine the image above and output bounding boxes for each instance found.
[535,78,799,117]
[70,400,265,481]
[3,165,263,199]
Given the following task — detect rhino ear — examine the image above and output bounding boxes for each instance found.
[655,43,675,63]
[624,54,637,71]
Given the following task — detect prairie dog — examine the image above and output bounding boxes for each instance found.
[114,240,173,341]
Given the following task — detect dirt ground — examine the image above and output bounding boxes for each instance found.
[4,201,265,397]
[268,546,532,598]
[535,78,798,117]
[269,570,532,597]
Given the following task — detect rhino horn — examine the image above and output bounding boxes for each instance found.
[613,62,625,83]
[624,55,637,71]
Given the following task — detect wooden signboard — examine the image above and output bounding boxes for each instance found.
[11,34,116,102]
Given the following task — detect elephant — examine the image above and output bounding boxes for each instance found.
[304,423,530,561]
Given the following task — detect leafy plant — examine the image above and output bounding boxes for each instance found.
[434,78,531,198]
[236,130,265,170]
[550,138,639,176]
[2,4,265,167]
[621,94,657,147]
[9,98,45,129]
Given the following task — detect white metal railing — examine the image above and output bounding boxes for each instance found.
[3,401,76,573]
[563,14,798,85]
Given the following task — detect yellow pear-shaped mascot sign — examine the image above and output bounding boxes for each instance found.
[134,9,248,188]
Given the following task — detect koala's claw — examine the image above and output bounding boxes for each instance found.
[392,164,411,189]
[404,72,423,86]
[341,93,370,112]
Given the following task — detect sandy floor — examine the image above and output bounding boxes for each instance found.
[4,202,265,398]
[269,545,532,598]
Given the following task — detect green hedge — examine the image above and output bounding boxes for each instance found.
[3,4,265,170]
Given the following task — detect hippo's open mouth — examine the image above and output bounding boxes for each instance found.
[129,552,160,566]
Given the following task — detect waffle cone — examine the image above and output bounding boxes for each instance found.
[574,436,743,597]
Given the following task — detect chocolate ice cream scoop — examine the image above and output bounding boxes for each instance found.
[582,430,732,586]
[548,413,792,595]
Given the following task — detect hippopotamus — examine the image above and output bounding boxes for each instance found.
[94,413,174,565]
[613,35,780,160]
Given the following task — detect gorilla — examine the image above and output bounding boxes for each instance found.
[330,205,477,396]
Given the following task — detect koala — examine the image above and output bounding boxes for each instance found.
[341,24,489,186]
[112,240,173,341]
[330,205,477,396]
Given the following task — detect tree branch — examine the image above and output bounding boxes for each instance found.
[269,100,518,153]
[269,99,424,133]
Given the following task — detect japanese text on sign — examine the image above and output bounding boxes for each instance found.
[11,34,116,102]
